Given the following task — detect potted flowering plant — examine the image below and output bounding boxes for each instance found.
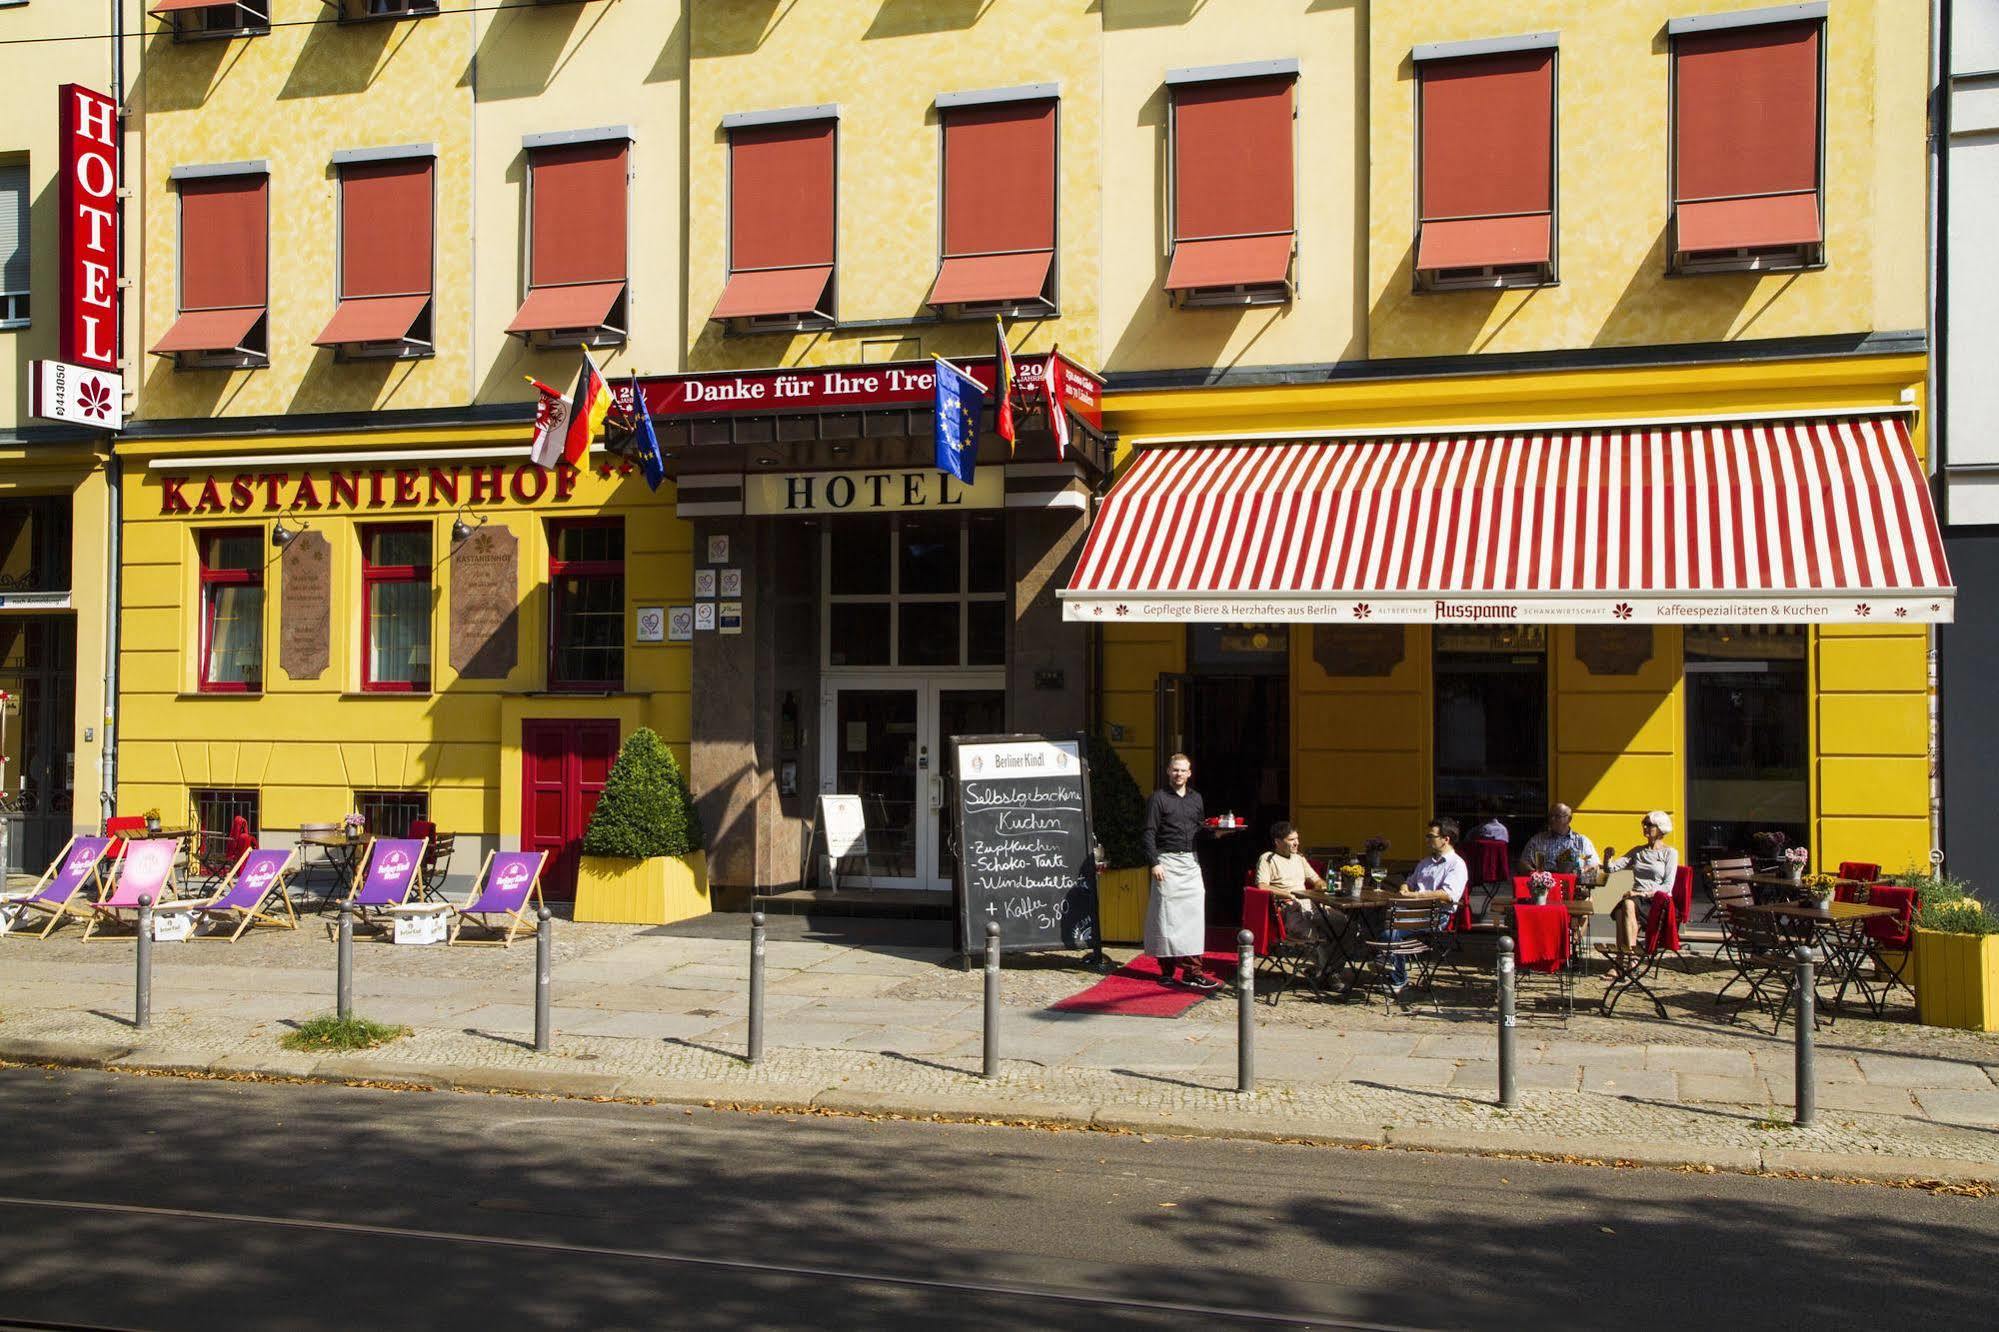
[1750,829,1788,875]
[1362,836,1390,871]
[342,812,366,838]
[1528,870,1557,905]
[1338,862,1367,896]
[1800,871,1837,907]
[142,807,162,834]
[1782,845,1810,882]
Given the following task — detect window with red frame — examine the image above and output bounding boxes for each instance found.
[361,524,432,691]
[548,520,624,690]
[198,529,263,692]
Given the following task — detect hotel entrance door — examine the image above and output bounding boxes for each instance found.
[821,678,1003,891]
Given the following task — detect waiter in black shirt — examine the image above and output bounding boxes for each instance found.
[1141,752,1217,991]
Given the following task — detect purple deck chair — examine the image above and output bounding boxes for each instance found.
[450,850,548,947]
[83,838,180,941]
[346,838,426,929]
[170,847,299,942]
[1,836,119,939]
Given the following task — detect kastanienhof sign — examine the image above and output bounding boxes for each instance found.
[156,463,582,516]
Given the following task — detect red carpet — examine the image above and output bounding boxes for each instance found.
[1048,949,1239,1018]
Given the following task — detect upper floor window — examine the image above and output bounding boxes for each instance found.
[0,498,71,595]
[151,165,269,369]
[339,0,439,20]
[548,520,624,691]
[713,107,837,331]
[1164,60,1297,307]
[316,147,435,360]
[1670,8,1825,273]
[198,529,263,693]
[361,524,432,692]
[1413,34,1556,291]
[506,129,630,348]
[150,2,270,40]
[0,159,25,329]
[928,87,1058,318]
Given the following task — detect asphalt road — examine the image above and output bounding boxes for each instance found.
[0,1067,1993,1331]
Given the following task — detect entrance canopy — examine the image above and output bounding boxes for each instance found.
[1060,412,1953,624]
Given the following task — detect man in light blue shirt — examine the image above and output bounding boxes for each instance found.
[1388,818,1469,989]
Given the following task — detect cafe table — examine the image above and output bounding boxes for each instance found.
[297,829,367,909]
[1487,896,1596,974]
[1739,873,1865,904]
[1728,900,1895,1013]
[1299,887,1452,995]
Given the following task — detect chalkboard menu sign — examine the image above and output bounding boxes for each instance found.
[951,734,1099,959]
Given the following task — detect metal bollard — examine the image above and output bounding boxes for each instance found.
[534,906,553,1053]
[1237,928,1255,1093]
[983,921,1001,1079]
[336,901,354,1022]
[135,894,153,1030]
[1497,936,1518,1109]
[747,911,767,1065]
[1793,945,1816,1127]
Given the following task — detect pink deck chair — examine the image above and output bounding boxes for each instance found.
[449,850,548,947]
[345,837,426,929]
[161,847,299,942]
[1,836,121,939]
[82,838,181,941]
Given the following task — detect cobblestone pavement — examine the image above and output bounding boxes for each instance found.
[4,917,1997,1182]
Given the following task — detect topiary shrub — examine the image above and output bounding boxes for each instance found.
[582,727,705,859]
[1087,732,1147,870]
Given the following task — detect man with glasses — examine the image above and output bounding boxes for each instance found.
[1385,818,1468,992]
[1518,802,1599,881]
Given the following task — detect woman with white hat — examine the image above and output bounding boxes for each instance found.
[1602,811,1680,955]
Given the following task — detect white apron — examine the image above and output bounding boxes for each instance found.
[1144,851,1207,958]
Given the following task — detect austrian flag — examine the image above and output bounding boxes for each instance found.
[529,351,612,469]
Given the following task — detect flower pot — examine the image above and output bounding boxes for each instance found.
[1913,928,1999,1031]
[1095,866,1150,945]
[573,851,709,926]
[144,818,160,833]
[1531,889,1549,906]
[1785,864,1804,883]
[1343,876,1364,899]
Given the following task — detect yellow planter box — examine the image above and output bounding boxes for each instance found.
[573,852,709,926]
[1913,928,1999,1032]
[1097,866,1150,945]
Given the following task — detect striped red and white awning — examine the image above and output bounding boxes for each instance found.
[1061,413,1953,624]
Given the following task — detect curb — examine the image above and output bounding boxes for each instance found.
[4,1036,1996,1189]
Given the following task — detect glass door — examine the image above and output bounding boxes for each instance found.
[932,686,1006,887]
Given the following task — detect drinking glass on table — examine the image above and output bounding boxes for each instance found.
[1369,867,1387,891]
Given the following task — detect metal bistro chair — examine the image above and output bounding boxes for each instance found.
[1716,907,1822,1032]
[1240,885,1322,1004]
[1704,855,1755,923]
[1595,893,1678,1019]
[421,833,457,903]
[1363,900,1450,1011]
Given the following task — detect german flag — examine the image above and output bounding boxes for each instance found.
[994,318,1017,451]
[556,350,612,469]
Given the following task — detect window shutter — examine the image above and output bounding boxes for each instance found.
[529,141,628,288]
[729,121,836,271]
[1172,76,1294,243]
[340,158,433,299]
[1673,21,1822,253]
[179,174,268,310]
[1416,50,1554,271]
[0,162,28,295]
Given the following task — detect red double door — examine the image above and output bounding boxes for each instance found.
[521,719,620,901]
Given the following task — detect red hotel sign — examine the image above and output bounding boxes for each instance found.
[58,84,120,373]
[618,352,1103,431]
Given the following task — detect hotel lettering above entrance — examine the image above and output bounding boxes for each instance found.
[747,468,1004,516]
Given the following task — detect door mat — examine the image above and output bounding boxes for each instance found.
[1047,949,1238,1018]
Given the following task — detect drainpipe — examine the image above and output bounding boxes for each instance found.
[1928,0,1947,865]
[99,0,127,827]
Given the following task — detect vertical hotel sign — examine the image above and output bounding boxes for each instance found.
[59,84,120,371]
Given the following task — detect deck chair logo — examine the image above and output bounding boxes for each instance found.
[377,850,412,881]
[496,861,531,892]
[70,846,100,871]
[243,863,277,891]
[127,844,172,878]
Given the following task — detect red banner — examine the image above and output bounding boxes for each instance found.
[58,84,120,372]
[617,352,1103,432]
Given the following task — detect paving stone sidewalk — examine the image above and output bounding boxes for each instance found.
[4,919,1998,1184]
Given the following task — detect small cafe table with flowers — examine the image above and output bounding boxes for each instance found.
[1301,884,1452,996]
[297,823,370,911]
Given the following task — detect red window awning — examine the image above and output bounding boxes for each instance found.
[1061,414,1953,624]
[928,251,1054,306]
[1163,234,1293,291]
[1673,21,1822,255]
[1416,49,1554,273]
[151,305,264,357]
[314,294,429,348]
[151,0,227,11]
[712,265,834,322]
[506,280,625,335]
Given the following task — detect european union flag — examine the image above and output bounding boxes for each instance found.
[932,357,983,486]
[630,375,667,492]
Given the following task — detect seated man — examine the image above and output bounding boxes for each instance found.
[1518,802,1599,882]
[1254,821,1327,939]
[1469,813,1509,845]
[1386,818,1469,991]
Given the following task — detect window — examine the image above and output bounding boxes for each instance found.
[928,89,1057,316]
[151,167,268,367]
[150,2,269,39]
[1164,61,1297,306]
[713,109,837,330]
[190,788,259,842]
[198,529,263,692]
[1413,36,1556,290]
[824,515,1006,669]
[356,790,428,838]
[548,520,624,690]
[316,150,434,359]
[0,497,72,595]
[0,159,26,328]
[361,524,432,692]
[1670,10,1824,272]
[341,0,438,19]
[1686,625,1807,855]
[1433,626,1547,832]
[507,131,630,347]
